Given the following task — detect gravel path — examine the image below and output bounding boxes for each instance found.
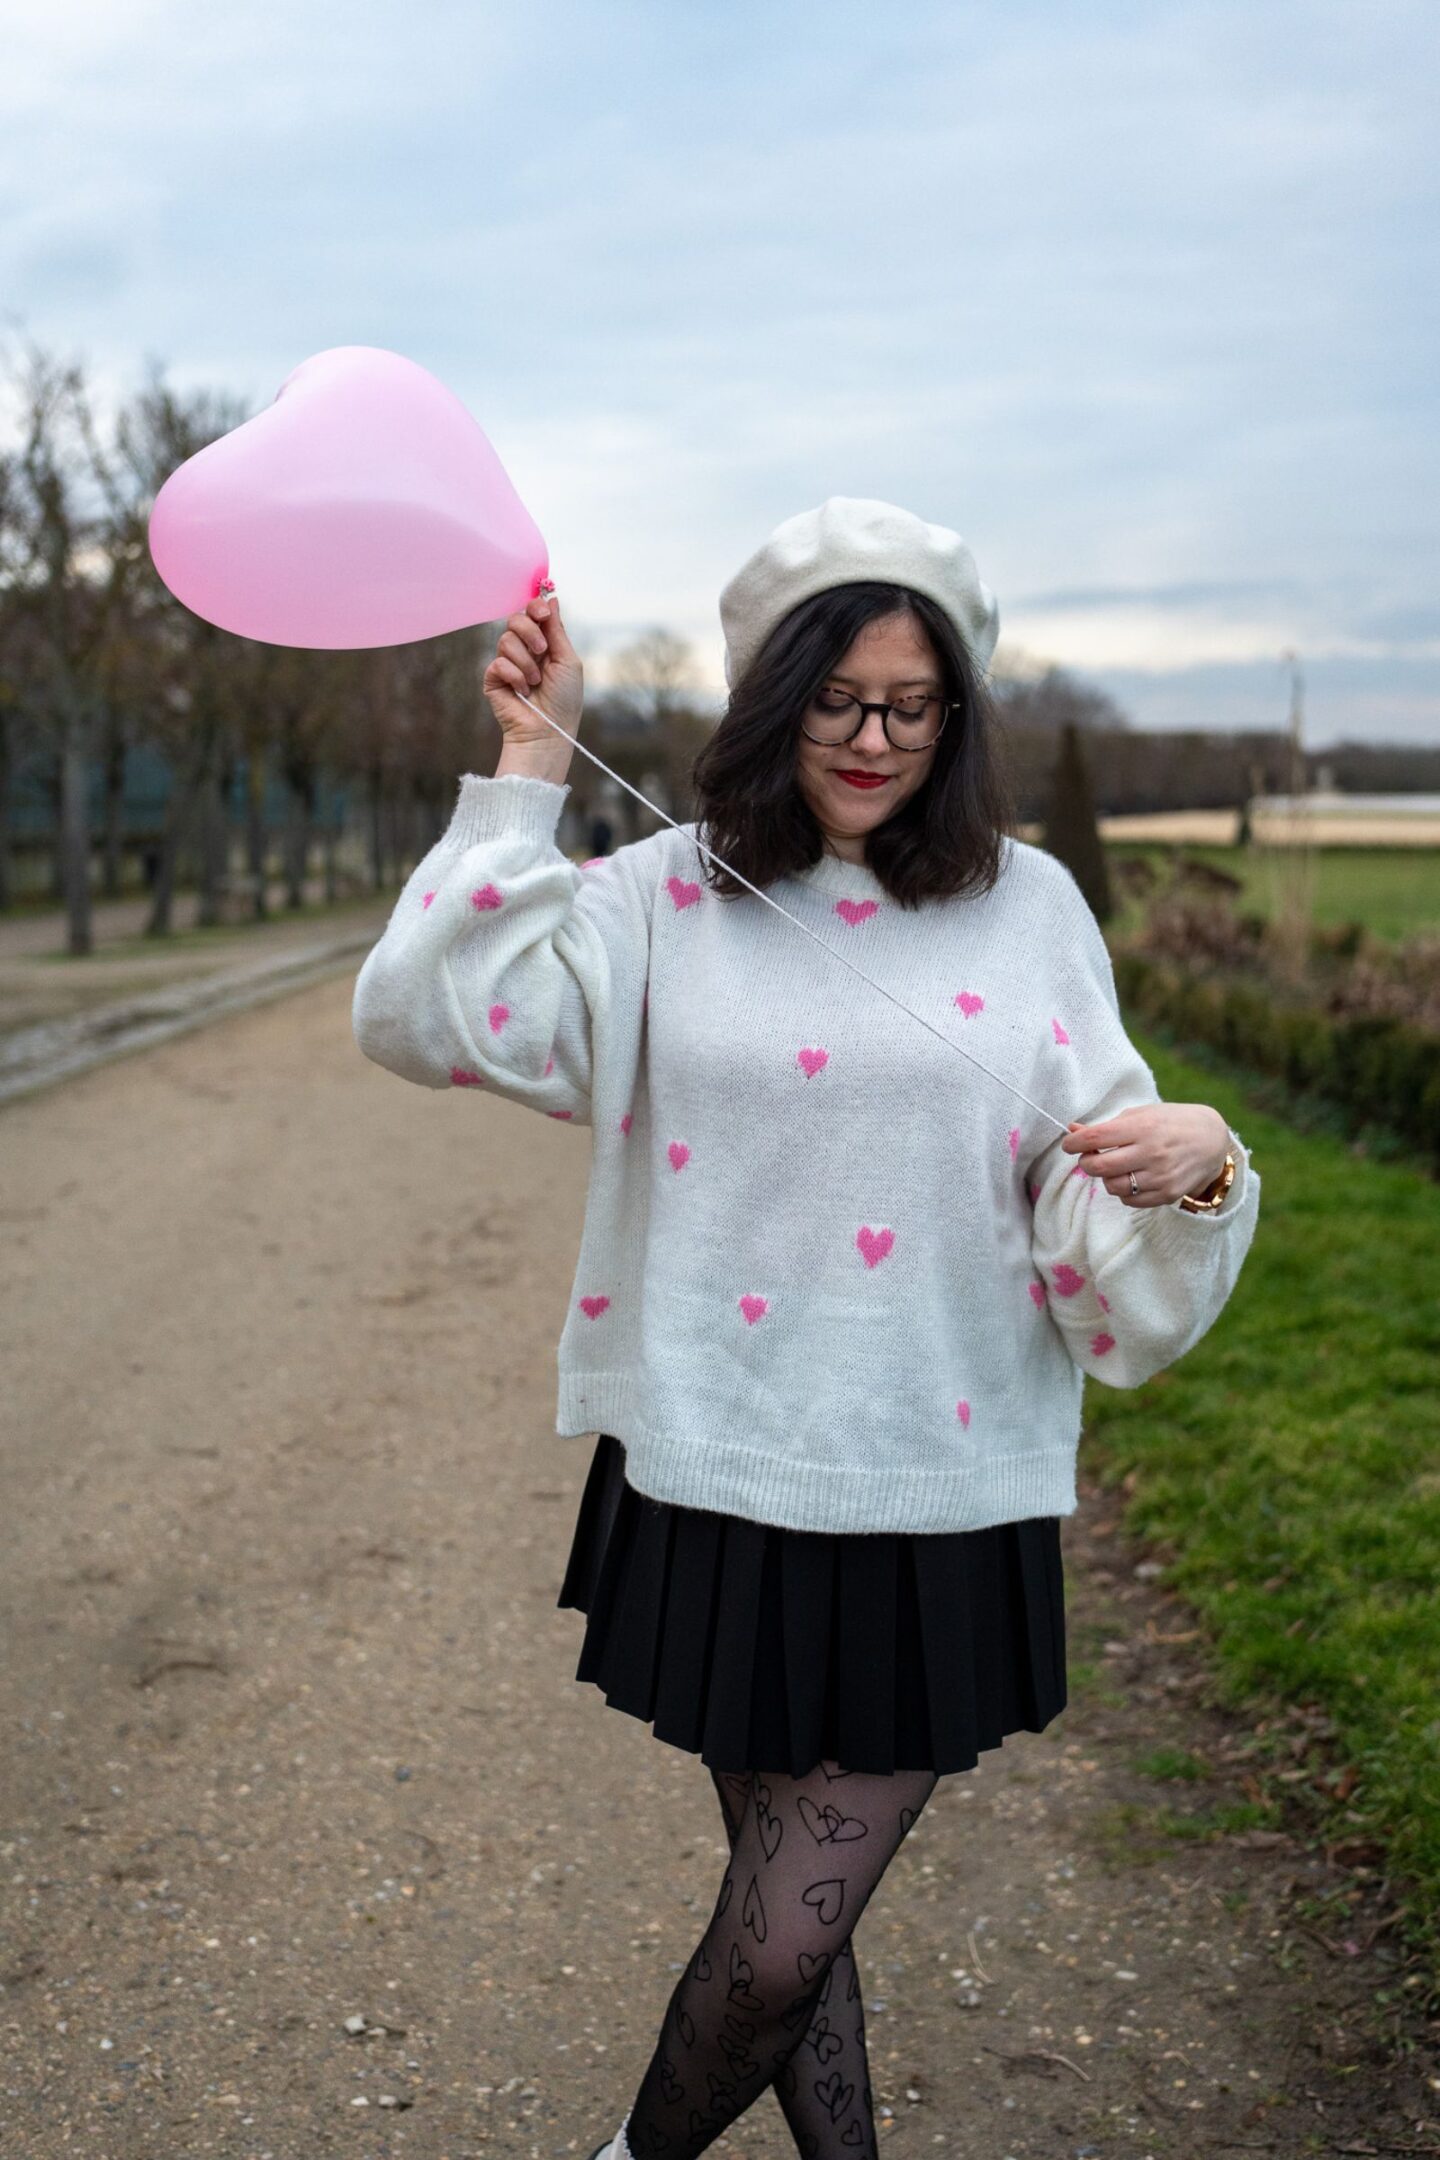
[1,972,1433,2158]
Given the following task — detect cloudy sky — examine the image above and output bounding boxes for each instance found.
[3,0,1437,748]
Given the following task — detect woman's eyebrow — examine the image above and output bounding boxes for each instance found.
[828,673,940,688]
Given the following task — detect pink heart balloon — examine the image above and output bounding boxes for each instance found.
[147,345,550,650]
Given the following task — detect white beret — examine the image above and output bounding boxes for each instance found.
[718,495,1001,690]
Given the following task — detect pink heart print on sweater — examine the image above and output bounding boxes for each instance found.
[835,898,877,927]
[470,883,504,911]
[1090,1332,1116,1357]
[1052,1017,1070,1045]
[797,1047,829,1078]
[856,1225,894,1269]
[579,1294,610,1319]
[422,891,435,909]
[954,991,984,1017]
[450,1066,485,1088]
[739,1295,768,1325]
[956,1400,971,1428]
[488,1003,509,1035]
[620,1112,634,1136]
[1050,1262,1086,1297]
[1027,1280,1046,1308]
[667,876,701,910]
[668,1141,691,1172]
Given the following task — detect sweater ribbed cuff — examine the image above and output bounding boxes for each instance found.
[446,771,571,851]
[1145,1127,1252,1250]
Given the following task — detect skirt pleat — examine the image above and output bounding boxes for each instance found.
[911,1534,982,1769]
[780,1532,838,1777]
[556,1432,1066,1777]
[651,1505,725,1747]
[835,1536,899,1774]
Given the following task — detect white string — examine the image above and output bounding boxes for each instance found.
[507,675,1072,1141]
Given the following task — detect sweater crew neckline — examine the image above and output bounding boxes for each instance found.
[787,847,884,896]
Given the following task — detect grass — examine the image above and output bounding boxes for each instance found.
[1086,1797,1286,1872]
[1102,841,1440,943]
[1077,1024,1440,1977]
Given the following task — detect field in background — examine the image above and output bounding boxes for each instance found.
[1076,837,1440,944]
[1018,807,1440,848]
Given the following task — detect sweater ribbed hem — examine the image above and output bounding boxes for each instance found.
[555,1371,1079,1533]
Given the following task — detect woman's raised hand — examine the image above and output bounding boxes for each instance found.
[483,593,584,745]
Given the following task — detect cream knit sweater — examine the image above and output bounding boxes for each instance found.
[351,771,1261,1535]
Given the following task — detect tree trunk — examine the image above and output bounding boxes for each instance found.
[0,709,12,913]
[283,762,315,909]
[45,758,65,901]
[245,747,270,921]
[60,693,93,956]
[368,768,385,892]
[195,747,231,928]
[100,711,126,898]
[145,737,208,938]
[147,821,180,935]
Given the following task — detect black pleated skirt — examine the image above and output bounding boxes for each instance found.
[556,1431,1068,1778]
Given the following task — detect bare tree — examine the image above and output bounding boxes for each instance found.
[0,453,53,911]
[0,335,134,954]
[991,660,1130,736]
[603,627,711,836]
[609,626,699,725]
[103,359,256,934]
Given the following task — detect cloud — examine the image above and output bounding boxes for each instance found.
[0,0,1434,743]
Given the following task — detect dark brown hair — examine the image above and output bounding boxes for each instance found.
[689,581,1019,911]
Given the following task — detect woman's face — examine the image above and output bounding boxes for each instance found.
[794,609,944,864]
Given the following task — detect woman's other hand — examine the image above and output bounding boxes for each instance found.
[1061,1102,1231,1206]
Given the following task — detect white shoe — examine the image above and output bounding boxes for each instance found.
[587,2109,634,2160]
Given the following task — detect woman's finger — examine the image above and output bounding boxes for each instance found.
[1080,1144,1145,1177]
[501,609,546,655]
[498,634,541,683]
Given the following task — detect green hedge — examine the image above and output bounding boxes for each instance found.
[1112,952,1440,1169]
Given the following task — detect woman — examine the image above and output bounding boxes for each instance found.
[352,496,1260,2160]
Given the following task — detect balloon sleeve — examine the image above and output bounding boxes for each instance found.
[1024,895,1261,1390]
[351,772,653,1125]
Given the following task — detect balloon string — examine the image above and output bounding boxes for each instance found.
[508,684,1072,1140]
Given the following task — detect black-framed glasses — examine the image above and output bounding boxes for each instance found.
[800,689,952,751]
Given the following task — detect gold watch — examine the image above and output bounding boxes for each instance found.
[1177,1144,1238,1214]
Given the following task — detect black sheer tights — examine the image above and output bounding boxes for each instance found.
[621,1759,940,2160]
